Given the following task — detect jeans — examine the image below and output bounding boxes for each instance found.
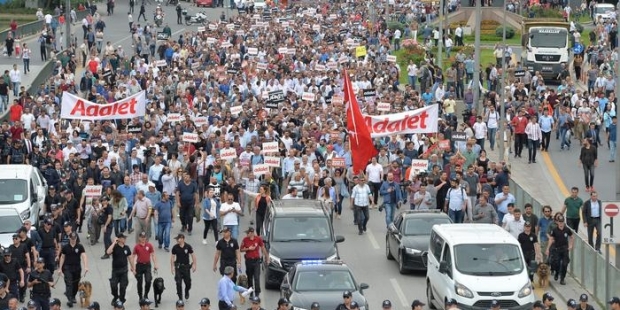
[113,219,123,236]
[583,164,595,188]
[23,59,30,73]
[610,140,617,160]
[541,131,551,150]
[408,75,417,89]
[157,222,171,248]
[11,82,19,96]
[383,203,397,227]
[586,218,602,251]
[497,210,506,224]
[448,209,464,223]
[225,224,239,240]
[354,206,369,233]
[334,194,343,215]
[560,127,571,149]
[0,95,8,112]
[103,224,113,253]
[528,139,540,162]
[487,127,497,150]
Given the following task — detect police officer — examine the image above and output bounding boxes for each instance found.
[533,301,544,310]
[545,215,573,285]
[310,302,319,310]
[62,191,80,230]
[37,219,58,272]
[8,233,29,302]
[132,232,158,300]
[381,300,391,310]
[87,302,100,310]
[113,301,125,310]
[542,293,557,310]
[59,232,88,307]
[336,292,353,310]
[139,298,152,310]
[0,248,23,299]
[7,140,26,164]
[177,300,186,310]
[171,233,196,301]
[199,298,211,310]
[518,221,541,282]
[59,222,79,248]
[44,187,62,215]
[609,297,620,310]
[578,294,594,310]
[49,298,62,310]
[107,233,134,305]
[567,299,577,310]
[0,280,13,310]
[27,258,54,310]
[445,299,458,310]
[276,298,289,310]
[411,300,425,310]
[212,227,240,282]
[240,227,267,297]
[247,297,264,310]
[175,3,182,24]
[490,300,500,310]
[29,145,44,169]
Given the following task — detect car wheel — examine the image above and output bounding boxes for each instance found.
[386,237,394,260]
[398,251,407,274]
[426,280,437,309]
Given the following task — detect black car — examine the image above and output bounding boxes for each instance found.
[280,261,369,310]
[263,200,345,289]
[386,210,452,273]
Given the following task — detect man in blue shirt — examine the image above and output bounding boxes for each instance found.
[609,116,617,162]
[217,266,249,310]
[538,109,555,152]
[153,191,174,251]
[117,176,138,233]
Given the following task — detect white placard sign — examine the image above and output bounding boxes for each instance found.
[209,24,217,30]
[194,117,208,126]
[327,61,338,70]
[262,142,279,154]
[315,64,326,71]
[386,55,397,62]
[230,105,243,115]
[236,29,244,36]
[312,24,320,31]
[252,164,269,176]
[155,60,167,67]
[302,92,315,101]
[410,159,429,175]
[226,24,235,30]
[287,48,296,55]
[182,132,199,143]
[248,47,258,55]
[278,47,288,54]
[264,156,281,167]
[256,63,267,70]
[220,148,238,160]
[167,113,181,123]
[282,21,289,27]
[221,42,232,48]
[197,26,206,32]
[207,37,216,44]
[191,62,200,69]
[84,185,102,197]
[377,102,391,111]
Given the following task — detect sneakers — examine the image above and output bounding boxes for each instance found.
[202,239,207,245]
[101,254,110,259]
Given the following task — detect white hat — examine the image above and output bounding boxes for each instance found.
[148,182,156,188]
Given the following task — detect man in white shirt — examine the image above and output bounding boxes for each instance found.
[455,25,463,46]
[9,64,21,97]
[282,188,300,199]
[20,107,35,131]
[393,28,402,50]
[365,158,383,208]
[472,116,488,149]
[350,176,372,235]
[219,193,242,240]
[505,208,526,239]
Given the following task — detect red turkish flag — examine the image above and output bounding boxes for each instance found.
[343,70,377,174]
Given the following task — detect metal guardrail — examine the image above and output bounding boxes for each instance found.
[0,10,90,45]
[509,179,620,306]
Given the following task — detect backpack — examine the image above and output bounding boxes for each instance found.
[446,187,466,205]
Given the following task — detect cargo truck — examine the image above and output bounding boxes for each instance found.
[521,19,570,80]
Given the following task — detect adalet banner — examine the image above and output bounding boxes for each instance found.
[361,105,438,138]
[61,91,147,120]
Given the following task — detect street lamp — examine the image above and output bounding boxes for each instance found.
[65,0,71,50]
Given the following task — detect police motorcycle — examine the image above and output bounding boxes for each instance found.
[184,10,208,25]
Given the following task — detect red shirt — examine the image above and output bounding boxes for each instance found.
[240,236,264,260]
[9,104,22,123]
[133,242,154,264]
[88,60,99,74]
[9,126,23,140]
[511,116,528,134]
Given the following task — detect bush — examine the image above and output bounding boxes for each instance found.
[495,26,515,39]
[387,22,406,32]
[527,5,564,18]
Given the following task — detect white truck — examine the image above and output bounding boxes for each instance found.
[521,19,570,80]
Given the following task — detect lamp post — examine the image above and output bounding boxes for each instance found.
[65,0,71,50]
[472,0,481,113]
[498,0,508,162]
[437,0,444,69]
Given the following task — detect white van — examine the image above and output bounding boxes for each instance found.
[594,3,615,23]
[0,165,48,225]
[426,224,535,310]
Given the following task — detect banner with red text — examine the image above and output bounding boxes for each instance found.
[61,91,147,120]
[362,105,438,138]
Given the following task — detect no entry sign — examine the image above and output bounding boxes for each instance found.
[602,202,620,244]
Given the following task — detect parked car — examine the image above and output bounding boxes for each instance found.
[0,165,47,226]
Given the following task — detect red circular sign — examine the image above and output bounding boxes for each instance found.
[604,204,620,217]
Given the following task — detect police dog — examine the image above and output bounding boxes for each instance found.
[536,263,550,288]
[153,277,165,307]
[236,274,249,304]
[77,281,92,308]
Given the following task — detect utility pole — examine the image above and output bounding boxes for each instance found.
[499,3,507,162]
[472,0,481,113]
[615,7,620,288]
[437,0,444,69]
[65,0,71,50]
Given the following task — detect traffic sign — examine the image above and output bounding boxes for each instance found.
[602,202,620,244]
[573,43,584,54]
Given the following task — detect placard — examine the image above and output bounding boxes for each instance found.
[207,37,216,44]
[312,24,321,31]
[226,24,235,30]
[267,90,285,109]
[282,21,289,27]
[386,55,397,62]
[194,117,208,126]
[221,42,232,48]
[191,62,201,69]
[331,95,343,105]
[264,156,281,167]
[127,125,142,133]
[182,132,199,143]
[256,63,267,70]
[167,113,181,123]
[355,46,367,57]
[338,55,348,64]
[363,89,376,97]
[302,92,315,101]
[287,48,296,55]
[262,141,279,154]
[197,26,206,32]
[327,61,338,70]
[377,102,391,111]
[155,60,167,67]
[278,47,288,54]
[230,105,243,115]
[220,148,238,160]
[84,185,103,196]
[252,164,269,176]
[438,139,451,150]
[410,159,429,175]
[451,132,467,142]
[209,24,217,30]
[248,47,258,55]
[315,64,326,71]
[236,29,245,36]
[331,157,345,167]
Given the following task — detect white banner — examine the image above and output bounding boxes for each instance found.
[252,164,269,176]
[61,91,146,120]
[220,148,237,160]
[194,117,208,127]
[361,105,438,138]
[264,156,281,167]
[262,142,278,154]
[182,132,199,143]
[84,185,102,197]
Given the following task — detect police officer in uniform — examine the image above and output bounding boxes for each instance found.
[490,300,500,310]
[139,298,152,310]
[87,301,100,310]
[567,299,577,310]
[27,257,54,310]
[0,281,13,310]
[176,300,186,310]
[59,232,88,307]
[310,302,319,310]
[113,300,125,310]
[381,300,392,310]
[336,292,353,310]
[106,233,134,305]
[198,298,211,310]
[37,218,58,272]
[542,293,557,310]
[8,233,30,302]
[578,294,594,310]
[59,222,79,248]
[8,140,26,164]
[0,248,23,299]
[247,297,265,310]
[212,227,241,282]
[545,216,574,285]
[171,234,196,301]
[62,191,80,230]
[517,221,541,282]
[411,300,425,310]
[49,298,62,310]
[29,145,44,169]
[275,298,289,310]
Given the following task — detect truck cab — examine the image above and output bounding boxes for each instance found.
[521,19,570,80]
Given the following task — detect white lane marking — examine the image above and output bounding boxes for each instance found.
[389,278,409,307]
[366,229,380,250]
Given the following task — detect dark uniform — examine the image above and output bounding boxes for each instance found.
[549,224,572,283]
[215,235,239,281]
[37,220,58,272]
[109,236,132,303]
[59,234,85,306]
[171,238,194,300]
[0,249,22,299]
[517,228,538,281]
[28,260,53,310]
[0,283,14,310]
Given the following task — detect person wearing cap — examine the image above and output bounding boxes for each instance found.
[609,297,620,310]
[7,138,26,164]
[171,233,196,300]
[240,227,268,297]
[154,190,174,251]
[445,298,458,309]
[107,233,134,305]
[213,226,241,281]
[44,185,62,215]
[58,231,88,307]
[336,291,354,310]
[59,221,79,248]
[489,299,500,310]
[567,299,577,310]
[37,217,58,273]
[578,294,594,310]
[276,298,289,310]
[138,298,152,310]
[411,300,425,310]
[0,279,12,310]
[131,230,158,300]
[309,302,319,310]
[26,300,38,310]
[87,301,100,310]
[533,301,544,310]
[49,298,61,310]
[199,298,211,310]
[0,248,22,299]
[217,266,249,310]
[8,231,31,302]
[177,300,186,309]
[130,190,154,244]
[517,220,542,282]
[247,296,264,310]
[381,300,392,310]
[545,215,573,285]
[27,257,54,310]
[542,293,557,310]
[175,171,200,235]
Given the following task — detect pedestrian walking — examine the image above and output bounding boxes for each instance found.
[217,266,249,310]
[100,197,114,259]
[350,176,372,235]
[176,172,200,235]
[212,227,241,282]
[525,115,542,164]
[202,188,220,245]
[561,187,583,232]
[511,109,528,158]
[132,232,159,300]
[545,215,574,285]
[240,227,267,297]
[170,233,196,301]
[582,191,602,253]
[27,258,54,310]
[517,222,541,282]
[379,173,403,227]
[58,232,89,307]
[21,43,30,75]
[578,138,598,193]
[106,233,134,305]
[0,248,23,300]
[130,190,153,244]
[155,191,175,251]
[37,218,58,272]
[138,4,146,22]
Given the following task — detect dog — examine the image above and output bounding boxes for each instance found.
[77,281,92,308]
[536,263,550,288]
[236,274,249,304]
[153,277,165,308]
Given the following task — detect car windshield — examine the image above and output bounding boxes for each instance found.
[272,217,332,242]
[0,213,22,234]
[0,179,28,204]
[294,270,356,291]
[454,244,524,276]
[595,6,613,14]
[403,217,451,236]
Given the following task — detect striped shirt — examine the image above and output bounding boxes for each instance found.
[525,122,542,141]
[351,184,372,207]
